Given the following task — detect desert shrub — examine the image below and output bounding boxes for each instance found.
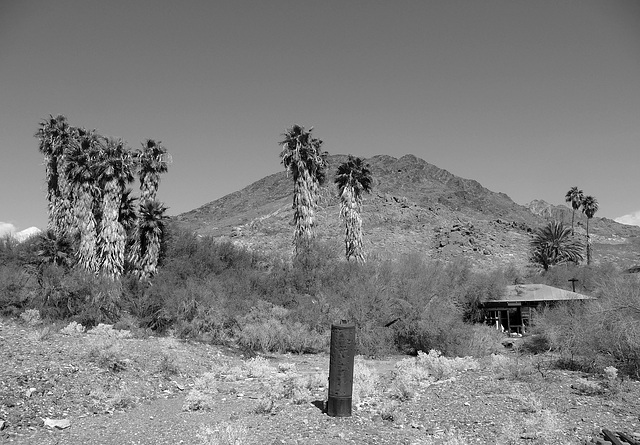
[0,263,33,316]
[183,372,218,411]
[20,308,42,325]
[198,422,248,445]
[352,359,381,403]
[236,302,329,353]
[61,320,86,335]
[244,356,276,378]
[157,353,181,377]
[533,274,640,377]
[280,374,312,404]
[393,350,477,395]
[87,339,128,372]
[29,266,123,325]
[486,353,536,380]
[88,323,132,339]
[174,305,232,343]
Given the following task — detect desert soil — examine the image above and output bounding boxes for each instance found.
[1,318,639,445]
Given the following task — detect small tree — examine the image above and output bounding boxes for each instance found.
[335,155,372,263]
[581,196,599,265]
[530,221,584,271]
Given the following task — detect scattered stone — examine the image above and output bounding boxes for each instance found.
[43,418,71,430]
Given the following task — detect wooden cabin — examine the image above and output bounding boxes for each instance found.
[481,284,595,335]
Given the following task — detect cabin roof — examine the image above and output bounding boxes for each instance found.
[485,284,594,304]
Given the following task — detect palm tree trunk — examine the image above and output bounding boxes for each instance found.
[293,168,317,257]
[75,185,98,273]
[140,230,160,278]
[586,218,591,265]
[44,154,58,233]
[571,209,575,236]
[98,180,126,278]
[340,185,364,263]
[140,172,159,202]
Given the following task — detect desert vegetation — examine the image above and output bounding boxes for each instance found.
[564,186,600,265]
[2,220,640,379]
[1,120,640,443]
[34,115,170,280]
[1,119,638,379]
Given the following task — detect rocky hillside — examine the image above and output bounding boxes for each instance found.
[174,155,640,270]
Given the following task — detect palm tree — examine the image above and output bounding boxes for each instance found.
[130,139,169,276]
[35,115,75,236]
[136,139,169,202]
[97,137,134,278]
[581,195,599,265]
[34,229,74,269]
[564,186,584,235]
[132,200,168,279]
[335,155,372,263]
[279,125,328,257]
[65,129,102,273]
[119,188,138,236]
[530,221,584,271]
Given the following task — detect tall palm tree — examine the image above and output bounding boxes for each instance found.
[530,221,584,271]
[335,155,372,263]
[65,129,102,273]
[581,195,599,265]
[136,139,169,202]
[34,115,75,236]
[130,139,169,276]
[564,186,584,235]
[132,200,168,279]
[97,138,134,278]
[279,125,328,257]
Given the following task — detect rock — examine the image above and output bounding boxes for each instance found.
[0,420,5,430]
[43,418,71,430]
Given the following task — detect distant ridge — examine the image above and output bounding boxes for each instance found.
[175,154,640,269]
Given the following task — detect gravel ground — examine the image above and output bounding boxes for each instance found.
[1,318,639,445]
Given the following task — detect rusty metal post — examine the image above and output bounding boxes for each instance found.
[327,321,355,417]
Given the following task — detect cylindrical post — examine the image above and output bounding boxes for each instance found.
[327,321,355,417]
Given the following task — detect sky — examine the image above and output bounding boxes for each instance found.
[1,0,639,235]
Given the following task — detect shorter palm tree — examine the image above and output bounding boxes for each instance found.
[335,155,372,262]
[530,221,584,271]
[131,199,168,279]
[565,186,584,235]
[581,195,599,265]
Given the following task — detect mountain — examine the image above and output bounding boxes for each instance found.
[14,227,42,242]
[174,154,640,270]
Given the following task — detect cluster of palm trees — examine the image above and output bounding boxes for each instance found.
[35,115,169,279]
[530,186,600,271]
[279,125,372,263]
[565,186,599,265]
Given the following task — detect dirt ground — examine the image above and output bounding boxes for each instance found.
[1,318,639,445]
